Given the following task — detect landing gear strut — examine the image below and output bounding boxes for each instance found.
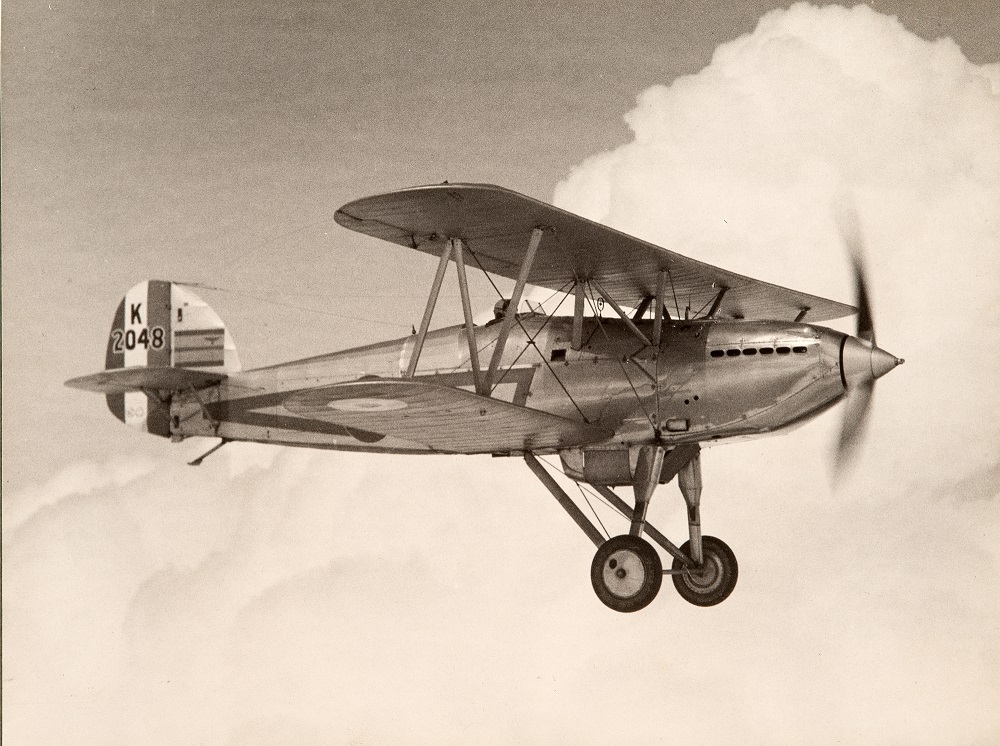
[525,446,739,612]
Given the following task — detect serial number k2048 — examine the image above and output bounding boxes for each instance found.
[110,326,166,353]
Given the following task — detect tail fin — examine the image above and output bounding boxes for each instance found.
[103,280,240,373]
[72,280,240,437]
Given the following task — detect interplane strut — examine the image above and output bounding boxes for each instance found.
[452,238,486,394]
[485,228,545,393]
[406,238,454,377]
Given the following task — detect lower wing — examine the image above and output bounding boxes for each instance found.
[282,378,612,453]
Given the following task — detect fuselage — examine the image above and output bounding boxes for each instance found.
[169,314,851,457]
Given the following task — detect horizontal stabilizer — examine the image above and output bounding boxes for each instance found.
[283,378,612,453]
[65,366,227,394]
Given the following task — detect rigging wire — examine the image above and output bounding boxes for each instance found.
[666,267,682,320]
[448,277,574,378]
[459,250,592,423]
[495,288,573,379]
[576,483,610,539]
[179,284,414,330]
[509,287,592,423]
[539,456,638,523]
[616,358,656,429]
[487,283,593,423]
[582,283,656,433]
[693,293,715,319]
[524,282,573,313]
[174,210,442,332]
[536,456,610,540]
[466,246,507,300]
[537,455,639,535]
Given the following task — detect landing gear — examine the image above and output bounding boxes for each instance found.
[591,535,662,612]
[524,447,739,612]
[671,536,738,607]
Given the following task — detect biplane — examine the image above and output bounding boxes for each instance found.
[67,184,902,612]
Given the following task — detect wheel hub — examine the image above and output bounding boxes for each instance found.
[684,554,722,591]
[603,549,645,598]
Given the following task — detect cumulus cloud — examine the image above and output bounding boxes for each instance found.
[554,1,1000,484]
[6,442,999,744]
[4,4,1000,745]
[3,454,158,529]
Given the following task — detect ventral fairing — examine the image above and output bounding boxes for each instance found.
[68,183,902,612]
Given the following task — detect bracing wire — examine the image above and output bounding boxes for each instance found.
[537,456,610,540]
[667,267,682,320]
[174,283,413,330]
[576,483,610,539]
[580,282,656,432]
[446,252,592,423]
[466,246,507,300]
[616,358,656,429]
[476,278,574,382]
[537,455,645,534]
[502,284,593,423]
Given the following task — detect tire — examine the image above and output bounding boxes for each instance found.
[671,535,738,607]
[591,535,662,613]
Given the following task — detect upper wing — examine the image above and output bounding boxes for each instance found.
[283,378,612,453]
[335,183,855,322]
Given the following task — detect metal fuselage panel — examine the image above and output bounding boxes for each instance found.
[170,316,848,454]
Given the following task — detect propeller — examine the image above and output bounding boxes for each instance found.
[832,197,903,476]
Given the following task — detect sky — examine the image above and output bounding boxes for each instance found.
[3,1,1000,744]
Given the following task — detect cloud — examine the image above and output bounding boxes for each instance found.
[4,4,1000,745]
[554,1,1000,487]
[6,444,999,744]
[3,454,158,529]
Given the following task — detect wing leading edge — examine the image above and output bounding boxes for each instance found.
[335,183,856,323]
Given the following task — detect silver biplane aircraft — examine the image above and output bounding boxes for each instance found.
[68,184,902,612]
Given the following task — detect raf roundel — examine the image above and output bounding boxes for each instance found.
[327,398,408,412]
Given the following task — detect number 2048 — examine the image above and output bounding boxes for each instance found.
[111,327,165,352]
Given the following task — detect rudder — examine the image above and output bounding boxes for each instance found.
[104,280,240,436]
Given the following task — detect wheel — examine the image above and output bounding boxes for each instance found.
[671,536,738,607]
[591,535,662,613]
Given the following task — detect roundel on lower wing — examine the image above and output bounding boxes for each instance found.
[327,398,408,412]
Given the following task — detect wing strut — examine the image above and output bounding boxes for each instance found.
[653,271,666,346]
[591,279,652,348]
[453,238,485,394]
[485,227,544,393]
[406,238,454,377]
[707,286,730,319]
[571,281,585,351]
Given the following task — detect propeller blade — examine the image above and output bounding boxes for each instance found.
[851,255,876,345]
[834,194,876,345]
[834,378,875,477]
[833,192,879,479]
